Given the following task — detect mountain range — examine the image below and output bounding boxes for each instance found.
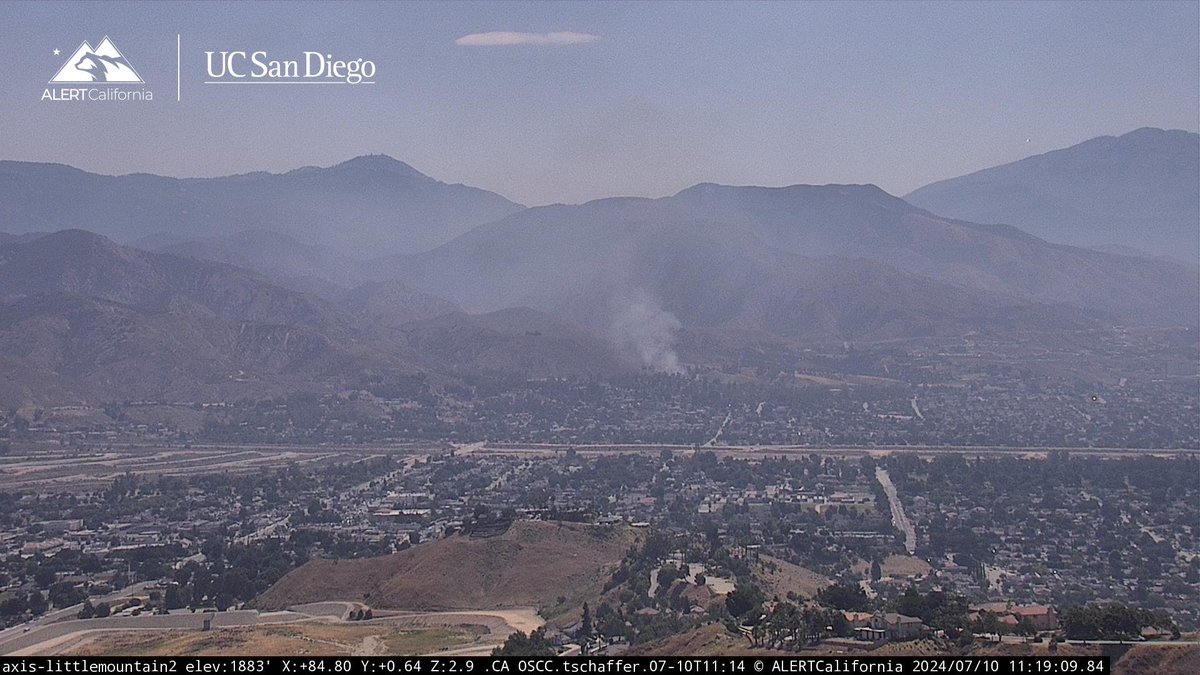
[0,155,523,258]
[906,128,1199,260]
[370,182,1193,332]
[0,127,1195,406]
[0,230,629,405]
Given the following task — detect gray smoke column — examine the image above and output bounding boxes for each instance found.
[609,291,683,373]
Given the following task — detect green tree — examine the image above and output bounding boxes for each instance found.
[26,591,47,616]
[725,584,765,619]
[0,595,26,617]
[580,602,592,637]
[214,592,235,612]
[33,567,55,590]
[491,628,557,656]
[816,582,870,612]
[48,582,85,608]
[1061,604,1163,641]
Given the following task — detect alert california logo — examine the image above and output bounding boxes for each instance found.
[43,36,154,102]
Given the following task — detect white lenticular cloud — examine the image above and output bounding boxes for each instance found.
[455,31,600,47]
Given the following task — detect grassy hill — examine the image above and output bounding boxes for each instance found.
[255,521,638,616]
[756,555,833,600]
[628,623,786,656]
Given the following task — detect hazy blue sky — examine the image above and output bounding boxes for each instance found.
[1,0,1196,205]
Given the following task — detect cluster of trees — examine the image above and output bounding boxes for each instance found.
[48,580,86,608]
[594,528,760,645]
[0,549,117,627]
[970,611,1037,637]
[809,583,970,636]
[593,599,692,646]
[0,591,47,620]
[1061,603,1177,641]
[724,583,766,619]
[1,550,107,594]
[815,582,870,612]
[77,600,112,618]
[745,601,847,650]
[164,539,305,611]
[491,628,557,656]
[890,586,969,636]
[604,529,676,597]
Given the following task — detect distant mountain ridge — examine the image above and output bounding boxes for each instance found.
[0,155,524,258]
[905,128,1199,259]
[0,229,398,404]
[0,229,340,328]
[0,230,631,406]
[0,139,1195,405]
[367,181,1195,335]
[156,229,361,290]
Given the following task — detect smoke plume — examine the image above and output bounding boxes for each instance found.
[609,291,683,373]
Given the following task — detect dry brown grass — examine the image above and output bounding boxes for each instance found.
[868,639,946,656]
[756,555,832,600]
[970,639,1200,672]
[882,554,932,578]
[629,623,783,656]
[1113,643,1200,675]
[63,622,486,657]
[256,521,637,616]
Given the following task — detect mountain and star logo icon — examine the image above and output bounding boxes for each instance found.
[49,36,143,84]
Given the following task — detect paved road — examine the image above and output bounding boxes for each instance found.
[876,467,917,554]
[235,516,291,544]
[704,411,732,447]
[0,610,263,655]
[910,396,925,420]
[0,581,156,649]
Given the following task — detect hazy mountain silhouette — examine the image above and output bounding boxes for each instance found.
[338,279,461,328]
[367,183,1194,337]
[0,156,524,258]
[0,231,404,404]
[0,229,343,328]
[2,152,1194,403]
[158,230,473,327]
[905,128,1199,260]
[0,231,627,405]
[157,229,362,290]
[665,183,1196,325]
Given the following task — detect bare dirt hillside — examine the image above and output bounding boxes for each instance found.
[255,521,637,613]
[756,555,832,600]
[627,623,785,656]
[1112,643,1200,675]
[975,641,1200,673]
